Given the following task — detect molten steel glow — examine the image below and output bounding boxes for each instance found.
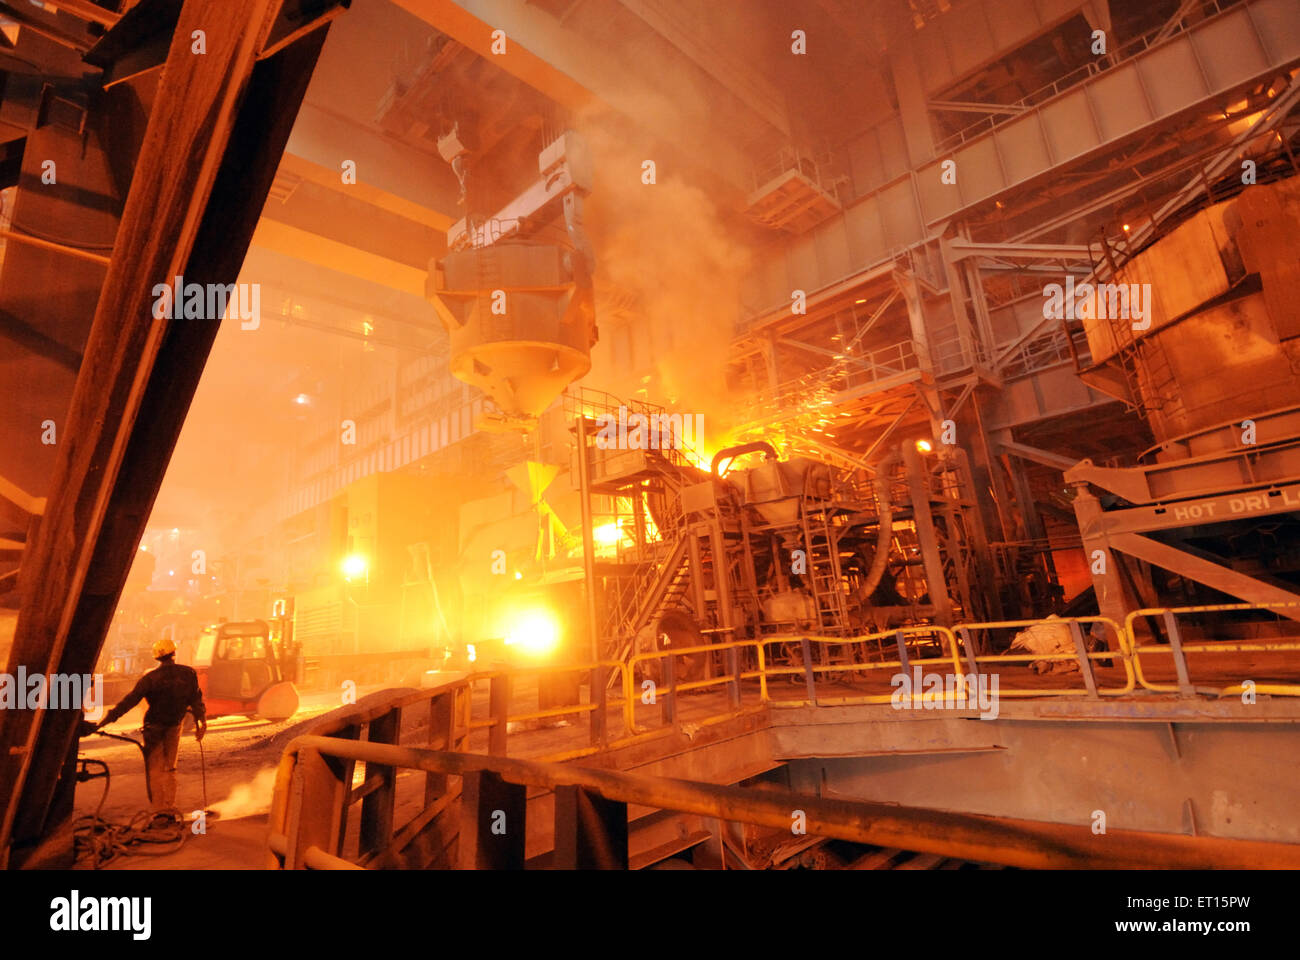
[503,608,561,657]
[341,553,368,579]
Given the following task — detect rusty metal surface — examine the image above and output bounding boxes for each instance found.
[0,1,344,866]
[274,733,1300,868]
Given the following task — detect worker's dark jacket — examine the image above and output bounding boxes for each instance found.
[102,659,206,727]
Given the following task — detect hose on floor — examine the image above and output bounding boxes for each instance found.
[72,761,190,869]
[72,728,194,869]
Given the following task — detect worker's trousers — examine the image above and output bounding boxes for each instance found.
[142,722,182,812]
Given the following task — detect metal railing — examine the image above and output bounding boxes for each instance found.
[476,604,1300,751]
[1124,602,1300,698]
[623,638,767,736]
[758,626,965,707]
[618,617,1132,727]
[610,603,1300,732]
[954,616,1133,699]
[933,0,1241,153]
[267,681,472,870]
[465,660,629,761]
[268,727,1300,869]
[268,602,1300,868]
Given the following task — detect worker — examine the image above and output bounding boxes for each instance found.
[95,635,207,816]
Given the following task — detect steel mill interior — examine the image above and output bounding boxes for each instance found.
[0,0,1299,879]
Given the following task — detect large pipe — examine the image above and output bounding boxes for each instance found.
[858,451,900,599]
[711,441,777,477]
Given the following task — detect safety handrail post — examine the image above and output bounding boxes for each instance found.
[1068,620,1100,698]
[1162,611,1197,698]
[622,658,636,736]
[894,629,910,676]
[285,745,349,870]
[359,705,400,857]
[957,627,981,679]
[727,644,742,709]
[589,666,606,748]
[661,649,678,728]
[489,673,511,755]
[943,626,963,682]
[799,636,818,704]
[426,691,454,805]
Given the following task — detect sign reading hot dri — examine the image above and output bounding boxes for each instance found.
[1169,484,1300,523]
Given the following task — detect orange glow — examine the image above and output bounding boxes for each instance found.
[341,553,368,580]
[503,608,560,657]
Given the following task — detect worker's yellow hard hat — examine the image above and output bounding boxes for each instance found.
[152,636,177,659]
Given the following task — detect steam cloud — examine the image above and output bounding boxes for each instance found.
[577,105,755,445]
[210,766,279,820]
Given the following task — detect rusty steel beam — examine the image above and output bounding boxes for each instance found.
[0,1,97,52]
[28,0,122,27]
[459,770,527,869]
[1109,531,1300,622]
[553,784,628,870]
[279,735,1300,869]
[0,0,339,866]
[388,0,752,195]
[903,444,953,625]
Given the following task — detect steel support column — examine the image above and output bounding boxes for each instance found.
[0,0,338,867]
[903,444,953,625]
[459,769,527,869]
[553,784,628,869]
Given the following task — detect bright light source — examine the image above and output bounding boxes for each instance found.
[513,571,523,581]
[592,522,625,547]
[294,393,311,406]
[168,570,175,577]
[341,553,368,580]
[1122,224,1130,232]
[466,644,477,664]
[503,609,561,657]
[915,438,934,454]
[854,298,867,304]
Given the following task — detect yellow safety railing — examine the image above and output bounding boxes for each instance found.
[436,604,1300,763]
[1124,602,1300,697]
[622,639,767,737]
[954,616,1133,698]
[463,660,630,761]
[755,626,965,707]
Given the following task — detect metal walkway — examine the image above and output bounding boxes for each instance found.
[268,603,1300,869]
